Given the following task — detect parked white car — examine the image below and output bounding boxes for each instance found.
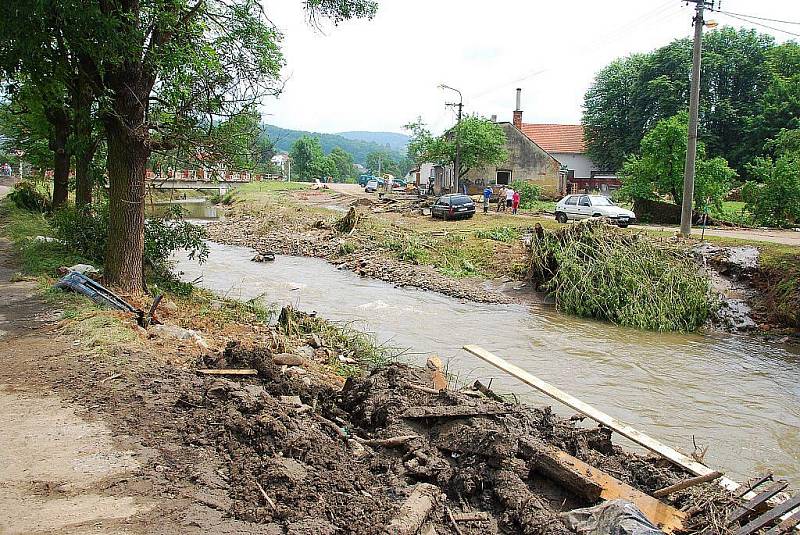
[364,179,379,193]
[554,194,636,227]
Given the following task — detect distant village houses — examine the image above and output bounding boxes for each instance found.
[419,89,618,197]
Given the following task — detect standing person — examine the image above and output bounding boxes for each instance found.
[482,185,492,214]
[512,189,520,214]
[496,186,506,212]
[505,186,515,213]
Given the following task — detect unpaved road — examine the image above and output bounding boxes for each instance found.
[0,239,271,534]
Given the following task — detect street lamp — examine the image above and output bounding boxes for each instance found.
[439,84,463,194]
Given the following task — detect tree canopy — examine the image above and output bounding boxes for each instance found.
[583,27,797,177]
[743,128,800,227]
[620,113,736,210]
[0,0,378,292]
[406,116,507,178]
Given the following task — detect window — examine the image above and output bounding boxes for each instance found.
[438,197,450,206]
[591,196,615,206]
[496,170,511,185]
[565,196,578,206]
[579,195,591,207]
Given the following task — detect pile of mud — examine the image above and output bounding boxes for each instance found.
[173,343,732,534]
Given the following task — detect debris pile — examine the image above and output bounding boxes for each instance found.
[527,219,715,332]
[173,341,735,534]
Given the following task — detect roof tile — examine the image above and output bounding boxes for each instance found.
[520,123,586,154]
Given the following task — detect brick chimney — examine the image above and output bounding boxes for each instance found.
[512,88,523,129]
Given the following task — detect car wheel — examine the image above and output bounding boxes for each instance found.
[555,212,568,224]
[618,224,629,228]
[592,213,602,218]
[466,213,474,219]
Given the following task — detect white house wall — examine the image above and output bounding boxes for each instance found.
[552,152,599,179]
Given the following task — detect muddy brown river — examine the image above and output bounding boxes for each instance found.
[174,241,800,487]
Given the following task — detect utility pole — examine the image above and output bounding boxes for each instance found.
[439,84,463,193]
[680,0,714,237]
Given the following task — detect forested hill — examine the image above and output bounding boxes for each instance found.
[336,131,409,153]
[264,124,406,164]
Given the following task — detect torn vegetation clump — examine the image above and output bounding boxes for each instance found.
[527,219,715,331]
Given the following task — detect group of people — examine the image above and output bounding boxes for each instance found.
[481,185,520,214]
[0,162,12,176]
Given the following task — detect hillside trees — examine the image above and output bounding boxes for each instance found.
[620,113,736,210]
[583,27,791,175]
[406,116,507,179]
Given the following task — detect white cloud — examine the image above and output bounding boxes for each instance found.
[260,0,800,135]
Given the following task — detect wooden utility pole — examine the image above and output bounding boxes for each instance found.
[680,0,714,237]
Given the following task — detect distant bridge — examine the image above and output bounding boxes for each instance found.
[145,170,282,194]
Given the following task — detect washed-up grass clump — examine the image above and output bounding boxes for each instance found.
[527,219,715,331]
[475,226,520,243]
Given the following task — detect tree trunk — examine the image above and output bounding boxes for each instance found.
[50,121,71,209]
[103,75,152,294]
[73,77,95,207]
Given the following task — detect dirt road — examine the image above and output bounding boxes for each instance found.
[634,223,800,247]
[0,240,274,534]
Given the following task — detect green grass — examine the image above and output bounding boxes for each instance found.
[0,201,94,277]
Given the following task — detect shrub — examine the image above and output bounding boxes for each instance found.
[527,219,714,331]
[475,226,520,243]
[510,180,541,209]
[743,156,800,227]
[50,203,209,274]
[8,181,51,213]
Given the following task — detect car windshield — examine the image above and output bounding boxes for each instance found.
[450,195,472,204]
[591,196,615,206]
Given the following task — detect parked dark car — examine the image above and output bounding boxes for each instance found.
[431,194,475,220]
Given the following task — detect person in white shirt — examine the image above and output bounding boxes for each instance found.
[505,187,515,211]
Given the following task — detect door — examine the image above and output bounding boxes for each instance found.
[496,170,511,185]
[433,197,449,218]
[563,195,580,219]
[576,195,592,219]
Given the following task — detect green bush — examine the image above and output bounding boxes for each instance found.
[50,203,209,273]
[475,226,520,243]
[527,219,714,331]
[743,156,800,227]
[510,180,541,209]
[8,181,51,213]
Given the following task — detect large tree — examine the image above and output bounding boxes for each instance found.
[584,27,784,175]
[1,0,376,292]
[290,135,332,180]
[406,116,507,179]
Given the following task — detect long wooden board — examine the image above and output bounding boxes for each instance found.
[463,345,800,530]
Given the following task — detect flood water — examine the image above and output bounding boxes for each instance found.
[146,198,220,220]
[174,241,800,486]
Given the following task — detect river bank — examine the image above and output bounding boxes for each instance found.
[204,182,800,334]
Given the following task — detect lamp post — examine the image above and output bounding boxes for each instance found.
[439,84,463,194]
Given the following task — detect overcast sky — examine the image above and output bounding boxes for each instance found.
[259,0,800,135]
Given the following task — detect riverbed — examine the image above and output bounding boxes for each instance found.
[174,240,800,487]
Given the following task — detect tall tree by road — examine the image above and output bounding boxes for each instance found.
[583,27,790,175]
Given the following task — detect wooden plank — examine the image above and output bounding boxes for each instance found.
[196,368,258,376]
[653,471,723,498]
[400,405,509,419]
[533,446,685,533]
[766,510,800,534]
[735,474,774,499]
[463,345,713,477]
[736,494,800,535]
[729,481,789,525]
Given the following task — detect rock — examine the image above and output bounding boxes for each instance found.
[149,324,208,348]
[160,299,178,314]
[273,353,305,366]
[306,333,323,348]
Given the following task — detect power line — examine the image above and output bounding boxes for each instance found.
[711,8,800,26]
[714,10,800,38]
